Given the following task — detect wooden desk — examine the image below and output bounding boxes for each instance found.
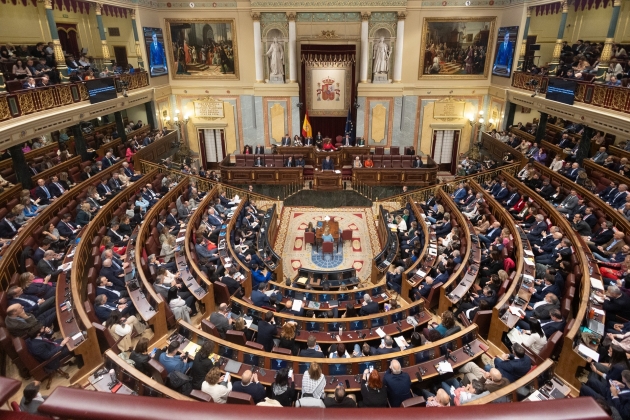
[315,220,340,246]
[313,170,342,191]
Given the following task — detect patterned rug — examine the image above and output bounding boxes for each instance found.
[275,207,380,282]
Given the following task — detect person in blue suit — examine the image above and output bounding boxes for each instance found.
[386,266,403,294]
[608,185,628,209]
[251,264,272,288]
[502,190,520,209]
[322,156,334,170]
[26,329,71,372]
[540,309,565,338]
[159,340,192,374]
[490,343,531,383]
[528,275,562,304]
[451,183,467,201]
[493,31,514,74]
[149,32,167,75]
[434,214,452,238]
[493,182,509,201]
[478,221,502,247]
[526,215,548,245]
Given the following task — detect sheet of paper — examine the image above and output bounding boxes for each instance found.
[394,336,407,348]
[593,308,605,316]
[182,341,201,357]
[71,332,83,340]
[590,277,604,291]
[523,274,535,282]
[428,248,438,256]
[375,327,386,338]
[509,306,526,317]
[176,237,185,243]
[577,344,600,362]
[437,361,453,373]
[524,250,534,256]
[417,270,427,278]
[524,258,534,266]
[291,299,303,312]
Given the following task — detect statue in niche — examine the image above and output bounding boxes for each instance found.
[266,37,284,76]
[372,37,391,74]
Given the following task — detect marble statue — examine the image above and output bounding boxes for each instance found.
[372,37,391,74]
[266,37,284,76]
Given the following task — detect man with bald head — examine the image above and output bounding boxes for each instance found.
[425,389,451,407]
[4,303,52,338]
[383,359,412,407]
[232,369,266,404]
[99,258,126,290]
[458,362,510,391]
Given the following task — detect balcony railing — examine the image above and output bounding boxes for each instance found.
[0,72,149,122]
[512,71,630,114]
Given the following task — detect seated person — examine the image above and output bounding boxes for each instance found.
[158,340,192,374]
[322,156,334,170]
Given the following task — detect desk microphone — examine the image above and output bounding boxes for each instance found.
[108,369,117,388]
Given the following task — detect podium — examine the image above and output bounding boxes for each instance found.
[313,169,342,191]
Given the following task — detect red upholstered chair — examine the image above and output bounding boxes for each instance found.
[201,320,220,338]
[390,146,400,155]
[246,341,264,351]
[322,241,334,257]
[214,281,232,305]
[375,147,384,155]
[227,391,255,405]
[225,330,247,346]
[12,336,70,389]
[341,229,353,242]
[335,135,343,148]
[271,346,291,355]
[147,359,168,384]
[304,231,316,250]
[190,389,213,402]
[10,401,20,411]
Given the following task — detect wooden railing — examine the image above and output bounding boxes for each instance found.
[132,131,178,164]
[400,197,430,296]
[0,72,150,122]
[512,71,630,115]
[70,167,157,383]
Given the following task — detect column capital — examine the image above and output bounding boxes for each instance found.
[561,1,568,13]
[361,12,370,21]
[526,7,531,17]
[614,0,622,6]
[130,9,136,20]
[397,11,407,20]
[251,12,261,21]
[94,3,102,15]
[43,0,53,10]
[286,12,296,21]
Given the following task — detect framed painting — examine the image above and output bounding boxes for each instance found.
[418,17,496,79]
[165,18,239,80]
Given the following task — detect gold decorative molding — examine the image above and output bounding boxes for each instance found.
[397,12,407,21]
[131,9,136,20]
[251,12,261,21]
[301,53,355,67]
[193,97,225,120]
[526,7,531,17]
[286,12,296,21]
[561,1,568,13]
[318,30,340,39]
[270,103,286,143]
[94,3,102,15]
[361,12,371,21]
[43,0,53,10]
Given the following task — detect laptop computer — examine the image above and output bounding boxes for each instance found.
[587,319,604,336]
[124,268,136,282]
[224,360,242,374]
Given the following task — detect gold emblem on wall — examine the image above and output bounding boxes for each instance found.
[433,96,466,121]
[318,30,340,39]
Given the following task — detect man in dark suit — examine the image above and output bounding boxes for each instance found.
[322,156,334,170]
[251,283,271,307]
[583,208,598,230]
[580,369,630,414]
[383,360,412,407]
[536,180,555,200]
[529,275,562,304]
[587,221,615,250]
[107,223,128,247]
[359,294,379,316]
[108,173,124,192]
[493,182,509,201]
[435,217,452,238]
[7,286,56,327]
[478,221,502,247]
[281,134,291,146]
[526,215,548,244]
[371,335,398,355]
[0,214,21,239]
[315,132,323,142]
[284,156,294,167]
[96,178,115,202]
[254,144,265,154]
[521,293,560,323]
[535,239,572,271]
[255,311,277,352]
[599,181,618,202]
[34,179,54,205]
[532,231,562,256]
[165,208,182,229]
[25,329,71,371]
[209,303,233,338]
[592,231,626,259]
[341,134,353,147]
[22,77,37,89]
[303,137,314,146]
[607,184,628,209]
[492,343,531,383]
[356,137,366,146]
[502,190,520,209]
[540,309,565,338]
[96,276,128,303]
[47,176,67,197]
[206,208,223,228]
[602,285,630,322]
[299,335,325,358]
[571,213,592,237]
[93,292,134,321]
[57,213,79,239]
[36,251,63,282]
[413,276,442,300]
[386,267,403,294]
[99,258,126,290]
[220,268,242,296]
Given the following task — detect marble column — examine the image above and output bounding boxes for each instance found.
[534,112,548,144]
[360,12,369,83]
[517,8,531,71]
[115,111,128,143]
[145,101,157,130]
[393,12,406,83]
[130,10,144,68]
[43,0,66,71]
[94,3,111,60]
[10,145,31,189]
[600,0,623,70]
[288,13,297,83]
[252,13,264,83]
[550,2,569,67]
[577,127,594,164]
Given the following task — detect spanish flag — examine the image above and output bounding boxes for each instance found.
[302,111,312,138]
